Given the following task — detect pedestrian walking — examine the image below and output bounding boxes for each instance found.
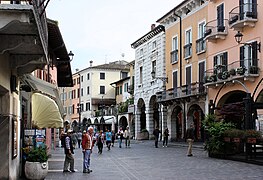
[124,126,131,148]
[105,130,112,151]
[63,129,75,173]
[163,127,169,147]
[59,130,66,148]
[82,127,94,173]
[117,127,124,148]
[153,127,160,148]
[186,123,195,157]
[77,131,82,148]
[96,130,104,154]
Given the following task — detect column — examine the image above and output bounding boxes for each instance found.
[146,107,154,139]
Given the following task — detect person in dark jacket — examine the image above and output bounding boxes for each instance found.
[63,129,75,172]
[153,127,161,148]
[185,123,195,156]
[163,127,169,147]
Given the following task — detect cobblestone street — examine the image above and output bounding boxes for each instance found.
[46,140,263,180]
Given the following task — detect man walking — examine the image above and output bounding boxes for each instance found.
[186,123,195,156]
[124,126,131,148]
[153,127,160,148]
[63,129,75,173]
[105,130,112,151]
[163,127,169,147]
[82,127,94,173]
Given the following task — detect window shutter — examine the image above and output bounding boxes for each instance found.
[223,52,228,71]
[173,71,177,89]
[252,41,258,66]
[252,0,257,18]
[239,0,244,20]
[240,46,245,67]
[213,56,217,74]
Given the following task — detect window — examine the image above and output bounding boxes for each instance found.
[87,86,90,95]
[173,71,178,97]
[77,88,80,98]
[124,83,128,92]
[100,72,105,80]
[217,4,225,32]
[152,59,156,79]
[184,29,192,58]
[116,87,119,95]
[68,106,72,114]
[100,86,105,94]
[86,102,91,111]
[199,61,205,83]
[72,104,75,114]
[240,41,258,72]
[171,36,178,63]
[81,75,83,82]
[77,77,80,84]
[121,72,128,78]
[68,91,72,99]
[196,22,206,53]
[152,41,157,50]
[81,88,83,96]
[139,48,143,57]
[213,52,228,78]
[185,66,192,94]
[139,66,143,84]
[120,85,122,95]
[73,79,76,86]
[87,73,90,80]
[64,107,67,114]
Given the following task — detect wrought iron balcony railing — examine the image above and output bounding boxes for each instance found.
[204,19,228,41]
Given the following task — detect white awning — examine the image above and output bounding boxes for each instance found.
[32,93,63,128]
[21,74,64,117]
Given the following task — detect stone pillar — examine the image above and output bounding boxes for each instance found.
[146,107,154,139]
[160,105,167,141]
[135,111,141,140]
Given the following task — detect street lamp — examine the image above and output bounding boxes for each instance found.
[151,70,168,83]
[68,50,74,61]
[234,31,261,52]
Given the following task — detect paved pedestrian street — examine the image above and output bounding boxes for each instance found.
[46,141,263,180]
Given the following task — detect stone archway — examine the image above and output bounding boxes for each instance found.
[171,106,183,141]
[137,98,146,131]
[149,95,159,129]
[119,116,128,130]
[187,104,205,141]
[217,90,247,129]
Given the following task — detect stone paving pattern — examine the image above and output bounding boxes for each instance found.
[46,140,263,180]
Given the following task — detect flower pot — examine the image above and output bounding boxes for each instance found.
[25,161,48,180]
[232,138,240,143]
[246,138,257,144]
[224,137,231,142]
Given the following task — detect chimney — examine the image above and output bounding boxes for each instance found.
[90,60,93,67]
[151,24,156,30]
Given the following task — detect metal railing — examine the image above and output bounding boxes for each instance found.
[204,19,228,38]
[156,82,206,102]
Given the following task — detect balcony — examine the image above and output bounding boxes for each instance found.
[170,50,178,64]
[0,0,48,75]
[204,19,228,42]
[156,82,206,103]
[204,59,259,87]
[229,3,258,31]
[196,37,206,54]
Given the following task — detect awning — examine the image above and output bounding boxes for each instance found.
[32,93,63,128]
[21,74,64,117]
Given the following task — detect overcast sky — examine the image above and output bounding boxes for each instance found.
[46,0,181,72]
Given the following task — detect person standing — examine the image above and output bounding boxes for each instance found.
[163,127,169,147]
[186,123,195,157]
[117,127,124,148]
[77,131,82,148]
[82,127,94,173]
[153,127,160,148]
[124,126,131,148]
[63,130,75,173]
[105,130,112,151]
[71,131,78,149]
[97,130,104,154]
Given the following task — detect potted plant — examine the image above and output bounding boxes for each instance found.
[244,129,262,144]
[229,69,236,76]
[24,146,49,180]
[236,67,246,75]
[249,66,259,74]
[221,71,230,80]
[224,129,244,143]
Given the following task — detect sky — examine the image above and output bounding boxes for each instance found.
[46,0,181,72]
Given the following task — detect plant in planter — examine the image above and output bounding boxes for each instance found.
[224,129,244,143]
[249,66,259,74]
[244,129,262,144]
[221,71,230,80]
[229,68,236,76]
[24,146,49,180]
[236,67,246,75]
